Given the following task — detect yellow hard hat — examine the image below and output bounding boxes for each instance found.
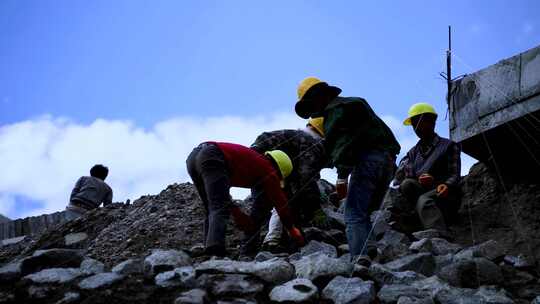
[265,150,293,179]
[307,117,325,137]
[297,77,323,101]
[403,103,438,126]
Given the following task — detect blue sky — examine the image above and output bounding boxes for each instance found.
[1,1,539,218]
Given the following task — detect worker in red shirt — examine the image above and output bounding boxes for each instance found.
[186,141,305,256]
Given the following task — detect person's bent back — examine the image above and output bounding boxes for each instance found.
[66,164,113,219]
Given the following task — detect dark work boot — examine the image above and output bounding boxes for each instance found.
[204,245,228,257]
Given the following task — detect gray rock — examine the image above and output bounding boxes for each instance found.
[455,240,505,262]
[503,254,534,269]
[409,238,432,253]
[198,274,264,298]
[378,230,411,261]
[338,244,350,255]
[500,264,536,288]
[0,260,22,282]
[435,285,513,304]
[20,249,84,275]
[371,210,392,238]
[378,285,426,304]
[339,253,351,263]
[23,268,82,284]
[410,238,462,256]
[288,252,302,262]
[430,238,462,255]
[1,236,26,247]
[64,232,88,246]
[269,278,319,303]
[28,285,53,299]
[55,292,80,304]
[155,266,196,288]
[379,230,411,246]
[216,299,257,304]
[378,276,450,303]
[323,208,345,228]
[112,258,143,275]
[384,253,435,277]
[322,276,375,304]
[397,297,433,304]
[0,292,15,303]
[80,258,105,275]
[368,263,426,285]
[254,251,275,262]
[174,289,208,304]
[532,296,540,304]
[434,254,454,274]
[474,286,513,304]
[78,272,124,290]
[438,257,503,288]
[144,249,192,276]
[292,252,353,287]
[412,229,442,240]
[301,240,337,258]
[196,258,294,284]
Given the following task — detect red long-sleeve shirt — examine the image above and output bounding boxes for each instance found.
[210,142,295,229]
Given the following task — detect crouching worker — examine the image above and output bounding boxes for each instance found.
[250,118,328,252]
[66,164,113,220]
[392,103,461,232]
[186,142,305,257]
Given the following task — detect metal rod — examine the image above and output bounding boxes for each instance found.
[447,26,452,105]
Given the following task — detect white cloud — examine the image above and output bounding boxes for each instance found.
[0,113,475,219]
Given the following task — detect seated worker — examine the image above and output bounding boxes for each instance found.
[66,164,113,220]
[186,141,305,257]
[250,118,329,252]
[392,103,461,232]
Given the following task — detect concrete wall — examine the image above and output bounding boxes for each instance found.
[0,211,70,241]
[449,44,540,171]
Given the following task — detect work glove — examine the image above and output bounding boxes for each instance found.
[288,226,305,247]
[418,173,434,188]
[230,205,256,234]
[336,179,348,200]
[311,208,332,229]
[436,184,449,199]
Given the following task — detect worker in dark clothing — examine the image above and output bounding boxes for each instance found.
[186,141,305,257]
[294,77,400,258]
[66,164,113,220]
[392,103,461,231]
[250,118,328,250]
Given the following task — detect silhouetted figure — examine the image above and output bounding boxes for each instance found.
[66,164,113,220]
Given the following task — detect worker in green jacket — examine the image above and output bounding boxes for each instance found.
[294,77,401,258]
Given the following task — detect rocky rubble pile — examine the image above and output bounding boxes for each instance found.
[0,164,539,303]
